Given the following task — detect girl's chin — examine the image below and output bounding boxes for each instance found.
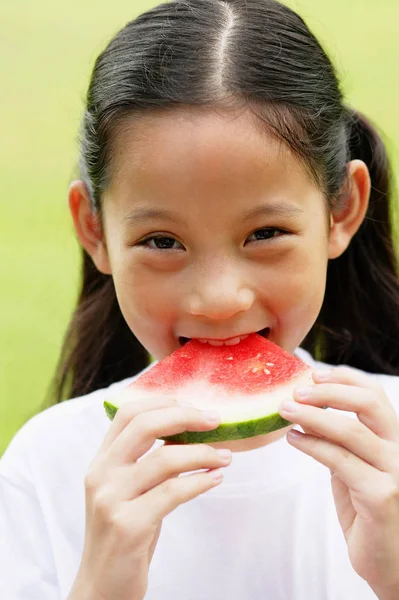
[207,425,291,453]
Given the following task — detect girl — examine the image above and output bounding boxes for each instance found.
[1,0,399,599]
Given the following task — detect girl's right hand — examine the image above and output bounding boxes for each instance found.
[68,397,231,600]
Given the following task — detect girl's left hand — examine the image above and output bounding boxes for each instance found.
[279,367,399,600]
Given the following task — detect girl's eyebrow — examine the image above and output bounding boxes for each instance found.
[123,202,303,226]
[242,202,304,220]
[123,208,183,225]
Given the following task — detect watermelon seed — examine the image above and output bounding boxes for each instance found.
[256,353,261,359]
[252,367,259,373]
[226,356,233,360]
[264,368,271,375]
[266,363,274,367]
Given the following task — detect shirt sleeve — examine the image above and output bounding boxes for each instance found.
[0,472,61,600]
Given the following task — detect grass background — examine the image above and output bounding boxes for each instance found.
[1,0,398,456]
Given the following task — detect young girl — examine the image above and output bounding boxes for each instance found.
[1,0,399,598]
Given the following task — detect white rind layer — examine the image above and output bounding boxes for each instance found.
[115,367,313,423]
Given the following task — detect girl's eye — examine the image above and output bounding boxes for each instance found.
[245,228,286,244]
[136,229,287,250]
[137,235,184,250]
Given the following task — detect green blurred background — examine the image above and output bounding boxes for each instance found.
[1,0,398,456]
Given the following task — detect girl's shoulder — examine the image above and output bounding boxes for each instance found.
[0,374,138,492]
[2,360,158,469]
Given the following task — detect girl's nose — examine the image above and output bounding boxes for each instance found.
[186,269,255,321]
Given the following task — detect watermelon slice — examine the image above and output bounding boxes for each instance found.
[104,333,313,444]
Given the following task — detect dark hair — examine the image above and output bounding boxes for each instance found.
[48,0,399,405]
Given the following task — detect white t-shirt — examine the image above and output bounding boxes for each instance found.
[1,348,398,600]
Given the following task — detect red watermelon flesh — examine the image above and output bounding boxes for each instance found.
[104,333,313,443]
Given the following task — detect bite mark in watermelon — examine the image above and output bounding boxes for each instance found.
[104,333,313,443]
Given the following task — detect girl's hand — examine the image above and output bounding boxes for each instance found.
[279,367,399,600]
[68,397,231,600]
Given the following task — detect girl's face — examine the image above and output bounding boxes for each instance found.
[99,107,332,361]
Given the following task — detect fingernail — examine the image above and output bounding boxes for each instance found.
[294,386,312,400]
[280,400,298,414]
[314,369,332,381]
[202,411,221,423]
[216,449,232,462]
[211,469,224,482]
[287,428,304,441]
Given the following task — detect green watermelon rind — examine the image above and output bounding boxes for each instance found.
[103,400,291,444]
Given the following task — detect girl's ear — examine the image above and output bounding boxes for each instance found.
[68,180,112,275]
[328,159,371,259]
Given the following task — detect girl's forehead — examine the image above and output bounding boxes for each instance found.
[108,107,314,199]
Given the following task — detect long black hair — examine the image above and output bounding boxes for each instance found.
[47,0,399,405]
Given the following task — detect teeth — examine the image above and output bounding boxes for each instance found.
[224,337,241,346]
[197,334,249,346]
[182,331,268,347]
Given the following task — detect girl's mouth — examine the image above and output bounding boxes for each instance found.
[178,327,270,347]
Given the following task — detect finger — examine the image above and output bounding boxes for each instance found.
[293,382,399,442]
[312,365,383,391]
[100,395,178,453]
[286,430,398,521]
[330,473,356,536]
[130,467,225,524]
[281,400,391,470]
[312,366,397,428]
[286,428,377,483]
[123,444,232,499]
[107,406,221,464]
